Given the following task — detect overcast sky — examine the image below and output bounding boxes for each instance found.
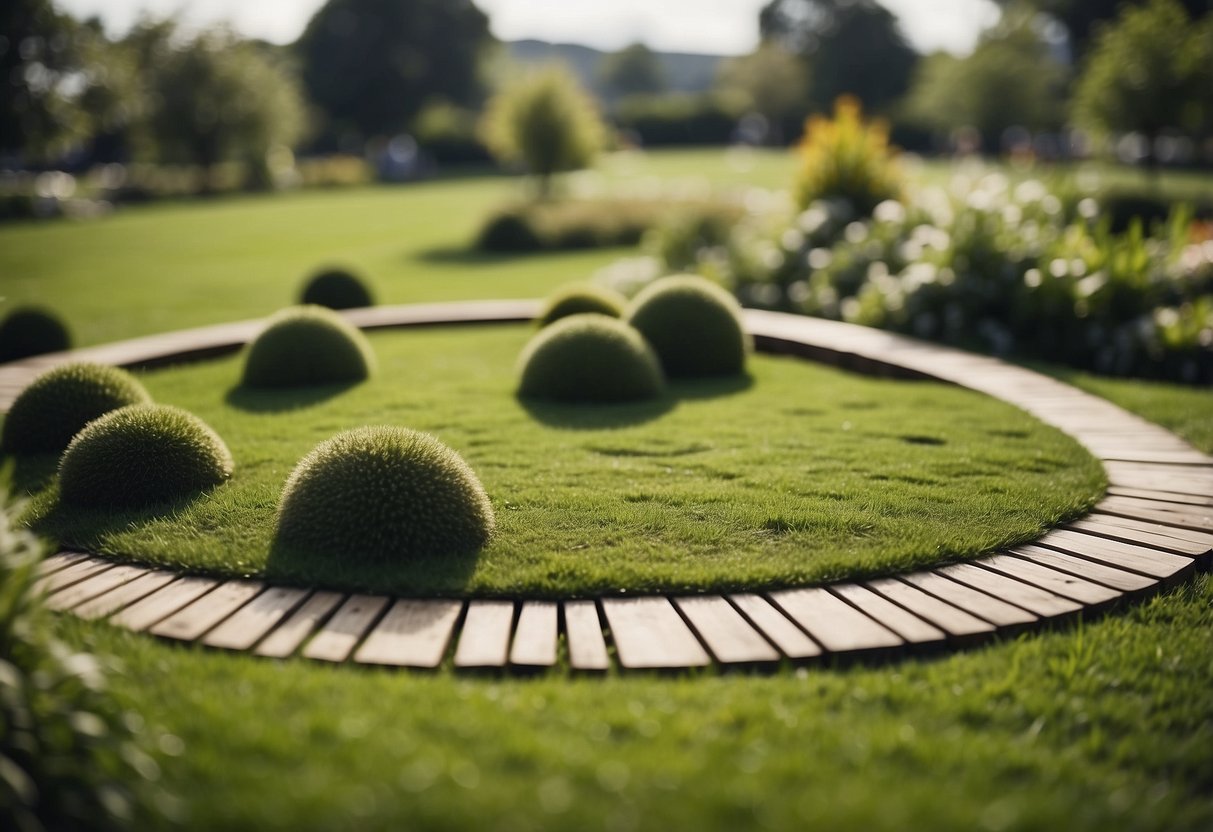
[56,0,1001,56]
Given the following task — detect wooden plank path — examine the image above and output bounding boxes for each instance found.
[6,301,1211,673]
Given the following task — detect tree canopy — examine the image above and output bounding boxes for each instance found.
[599,43,666,98]
[997,0,1211,59]
[716,42,808,143]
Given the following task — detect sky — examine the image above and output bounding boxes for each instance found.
[56,0,1001,56]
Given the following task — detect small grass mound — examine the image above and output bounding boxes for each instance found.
[58,404,233,509]
[299,267,375,310]
[2,362,152,454]
[274,426,494,563]
[626,274,750,377]
[517,314,664,402]
[537,283,627,327]
[241,306,375,388]
[0,307,72,362]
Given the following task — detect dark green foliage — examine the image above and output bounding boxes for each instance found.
[626,275,750,377]
[537,283,627,327]
[299,267,375,310]
[241,305,375,388]
[275,426,494,562]
[1,361,151,454]
[58,404,233,508]
[614,93,744,146]
[517,314,665,402]
[476,209,542,252]
[0,307,71,362]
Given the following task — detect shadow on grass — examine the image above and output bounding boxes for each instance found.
[7,452,60,494]
[264,539,481,596]
[29,486,219,553]
[668,373,755,400]
[412,245,530,267]
[225,381,360,413]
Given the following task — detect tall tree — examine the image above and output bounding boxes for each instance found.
[716,41,808,143]
[996,0,1210,59]
[298,0,492,144]
[599,42,666,98]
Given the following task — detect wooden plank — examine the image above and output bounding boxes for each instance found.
[674,596,780,664]
[110,577,219,632]
[728,593,822,659]
[204,586,312,651]
[36,551,88,577]
[978,555,1121,606]
[254,591,344,659]
[354,599,463,668]
[900,571,1037,627]
[150,580,265,641]
[1011,545,1155,593]
[453,600,515,668]
[830,584,946,645]
[601,597,711,669]
[864,578,995,639]
[1089,511,1213,546]
[302,594,389,663]
[768,587,903,654]
[1040,529,1195,580]
[1067,516,1211,558]
[45,564,148,612]
[33,557,113,596]
[1098,496,1213,529]
[937,563,1081,618]
[72,570,177,620]
[509,601,559,668]
[1107,486,1213,508]
[563,601,610,672]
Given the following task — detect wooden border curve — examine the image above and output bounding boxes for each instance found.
[5,302,1211,673]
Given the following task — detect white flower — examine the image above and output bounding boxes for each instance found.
[807,248,833,270]
[1013,180,1047,203]
[873,200,906,225]
[1023,268,1043,288]
[844,221,869,244]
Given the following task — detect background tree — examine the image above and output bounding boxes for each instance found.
[599,42,666,99]
[298,0,492,146]
[996,0,1210,60]
[480,65,606,198]
[716,41,808,144]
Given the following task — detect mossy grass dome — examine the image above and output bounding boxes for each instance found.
[241,305,375,388]
[1,362,152,454]
[274,426,495,562]
[517,314,665,403]
[0,306,72,362]
[299,267,375,310]
[58,404,234,509]
[537,283,627,327]
[625,274,751,377]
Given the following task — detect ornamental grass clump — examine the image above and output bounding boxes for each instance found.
[274,426,494,562]
[625,275,750,377]
[58,404,234,509]
[241,305,375,388]
[0,306,72,362]
[537,283,627,327]
[1,362,152,454]
[794,95,902,216]
[517,314,665,402]
[299,267,376,310]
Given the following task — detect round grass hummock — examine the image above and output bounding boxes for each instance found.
[517,314,664,402]
[537,283,627,328]
[275,426,495,563]
[299,267,375,310]
[241,305,375,388]
[1,362,152,454]
[0,307,72,362]
[58,404,233,509]
[625,274,750,377]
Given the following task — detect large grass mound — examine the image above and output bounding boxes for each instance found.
[518,314,664,403]
[625,275,751,377]
[241,305,375,388]
[0,307,71,362]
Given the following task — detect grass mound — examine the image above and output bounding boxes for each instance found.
[518,314,664,402]
[275,426,494,562]
[2,362,151,454]
[626,274,750,377]
[537,283,627,328]
[58,404,233,509]
[299,267,375,310]
[0,307,71,362]
[241,306,375,388]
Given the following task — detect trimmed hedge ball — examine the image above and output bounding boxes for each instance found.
[1,362,152,454]
[241,305,375,388]
[299,267,375,310]
[0,307,71,362]
[274,426,494,562]
[625,274,750,377]
[58,405,233,509]
[537,283,627,328]
[517,314,665,403]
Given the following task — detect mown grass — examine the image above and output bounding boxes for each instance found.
[22,325,1102,597]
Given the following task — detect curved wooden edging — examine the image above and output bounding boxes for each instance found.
[7,302,1212,673]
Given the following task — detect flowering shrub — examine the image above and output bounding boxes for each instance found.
[793,96,903,215]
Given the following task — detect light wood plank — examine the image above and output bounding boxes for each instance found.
[204,587,312,651]
[45,564,148,612]
[302,594,389,663]
[1040,529,1195,579]
[865,578,995,639]
[901,571,1037,627]
[674,596,780,664]
[1098,497,1213,531]
[1107,486,1213,508]
[509,601,559,668]
[1011,545,1155,593]
[110,577,219,632]
[768,587,903,653]
[254,591,344,658]
[728,593,822,659]
[355,599,464,668]
[72,570,177,620]
[453,600,515,668]
[150,580,265,641]
[830,584,946,644]
[563,601,610,671]
[937,563,1081,618]
[33,557,113,596]
[601,597,711,669]
[978,555,1121,606]
[36,551,88,577]
[1073,515,1213,556]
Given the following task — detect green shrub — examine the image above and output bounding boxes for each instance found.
[794,96,903,215]
[299,267,375,310]
[476,209,542,251]
[1,362,152,454]
[625,275,750,377]
[537,283,627,327]
[241,305,375,388]
[58,404,234,509]
[0,307,72,362]
[274,426,494,562]
[517,314,665,402]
